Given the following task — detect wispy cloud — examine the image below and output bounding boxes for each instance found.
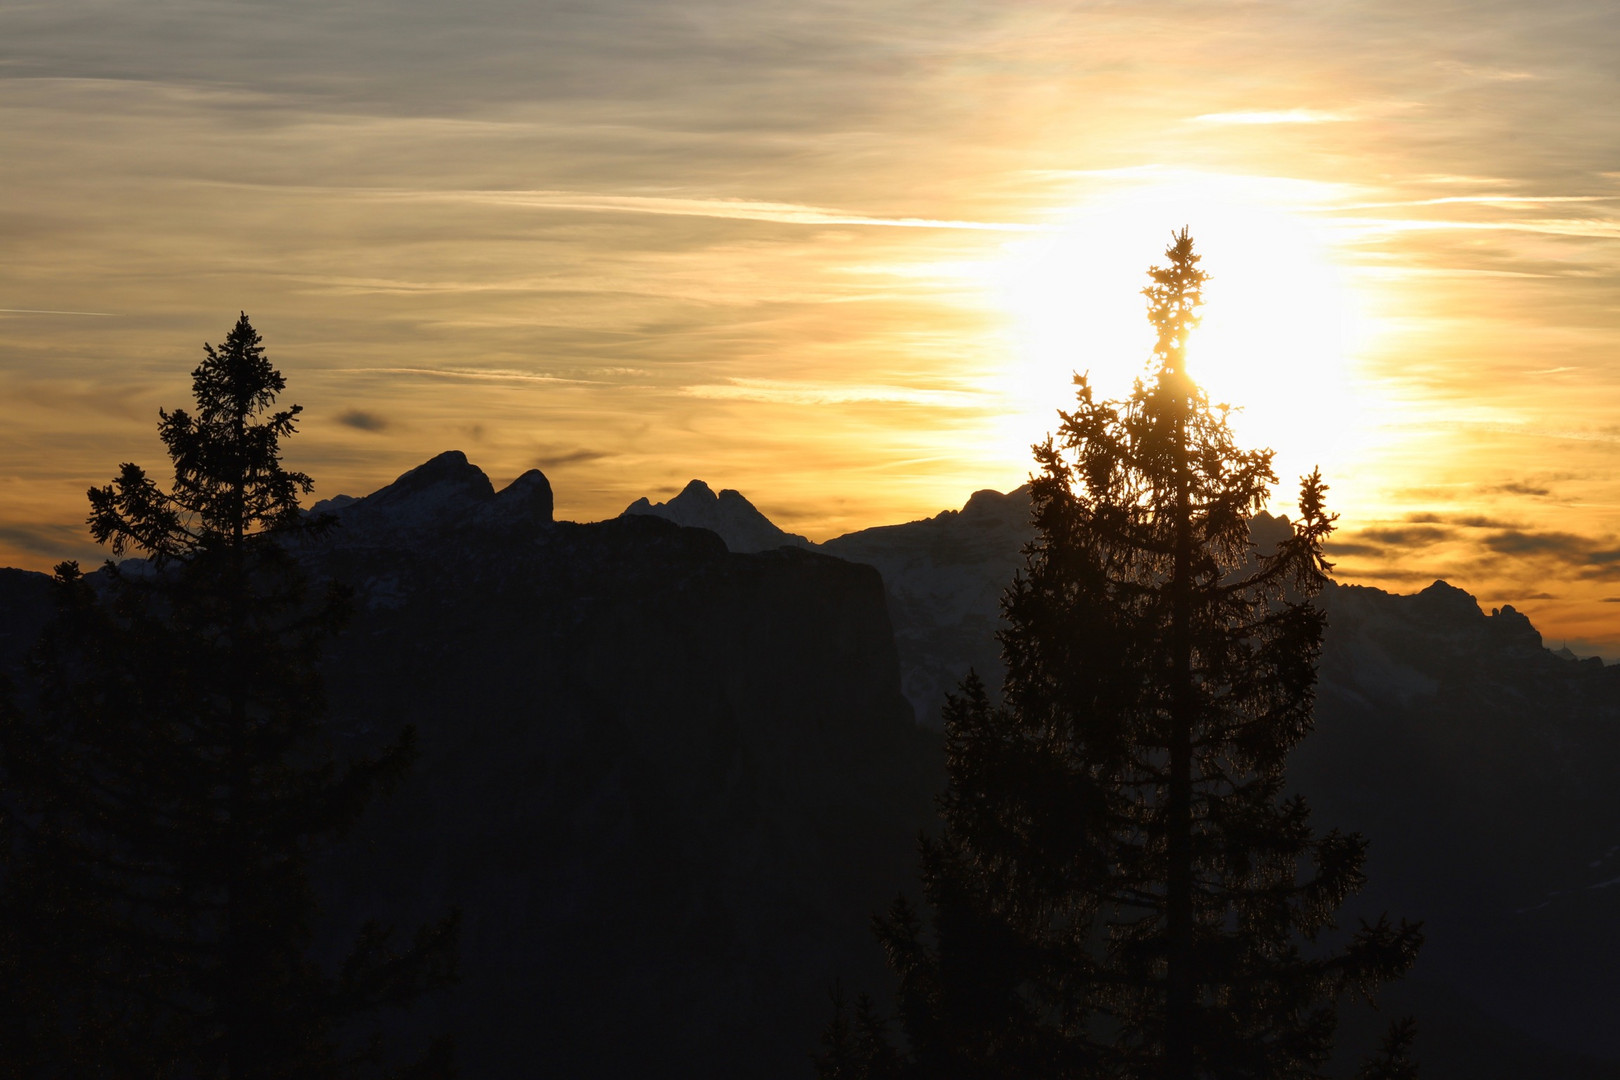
[1436,60,1538,82]
[532,447,611,468]
[0,523,99,559]
[0,308,119,317]
[326,366,597,385]
[1332,217,1620,240]
[374,189,1044,232]
[678,378,991,408]
[1331,195,1619,211]
[1191,110,1350,125]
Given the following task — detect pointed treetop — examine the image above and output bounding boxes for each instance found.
[87,313,313,560]
[191,312,285,427]
[1143,228,1209,386]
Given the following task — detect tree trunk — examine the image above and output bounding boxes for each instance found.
[1164,375,1195,1080]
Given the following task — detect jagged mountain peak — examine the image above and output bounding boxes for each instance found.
[371,450,495,506]
[1415,578,1481,613]
[493,469,555,525]
[676,478,716,501]
[311,452,555,535]
[959,484,1031,521]
[622,480,811,554]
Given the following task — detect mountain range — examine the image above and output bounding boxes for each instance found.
[3,452,1618,1078]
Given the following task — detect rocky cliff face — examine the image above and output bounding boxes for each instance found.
[308,456,936,1079]
[623,480,1032,727]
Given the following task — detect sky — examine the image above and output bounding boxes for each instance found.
[3,0,1620,654]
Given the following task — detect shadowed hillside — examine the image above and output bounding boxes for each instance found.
[6,463,1619,1076]
[307,453,938,1078]
[1300,581,1620,1069]
[2,454,938,1080]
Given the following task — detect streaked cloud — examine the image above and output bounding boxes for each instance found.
[0,523,101,561]
[380,189,1045,232]
[327,368,598,386]
[1328,216,1620,241]
[1192,110,1351,126]
[1332,195,1618,210]
[0,308,120,317]
[679,378,992,408]
[532,447,612,468]
[1435,61,1539,82]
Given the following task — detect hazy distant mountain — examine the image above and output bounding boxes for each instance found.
[623,479,812,553]
[1302,580,1620,1071]
[822,486,1033,727]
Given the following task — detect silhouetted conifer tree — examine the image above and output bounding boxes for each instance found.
[823,233,1421,1079]
[817,985,903,1080]
[1358,1021,1418,1080]
[0,314,456,1078]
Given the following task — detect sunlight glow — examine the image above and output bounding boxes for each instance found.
[986,172,1376,505]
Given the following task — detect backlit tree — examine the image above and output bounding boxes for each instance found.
[0,314,455,1077]
[823,232,1421,1080]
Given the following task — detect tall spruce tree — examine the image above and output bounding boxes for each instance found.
[822,232,1421,1080]
[0,314,455,1077]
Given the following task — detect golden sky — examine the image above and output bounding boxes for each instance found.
[3,0,1620,653]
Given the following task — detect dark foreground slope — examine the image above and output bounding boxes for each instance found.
[0,567,51,671]
[304,454,939,1079]
[1,454,939,1080]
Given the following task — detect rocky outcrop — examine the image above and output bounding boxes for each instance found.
[310,450,553,541]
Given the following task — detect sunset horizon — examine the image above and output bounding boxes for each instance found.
[6,2,1619,657]
[5,4,1620,1073]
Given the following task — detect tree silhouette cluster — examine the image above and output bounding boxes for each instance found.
[0,315,455,1077]
[822,232,1422,1080]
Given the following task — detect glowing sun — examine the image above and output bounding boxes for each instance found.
[988,171,1371,498]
